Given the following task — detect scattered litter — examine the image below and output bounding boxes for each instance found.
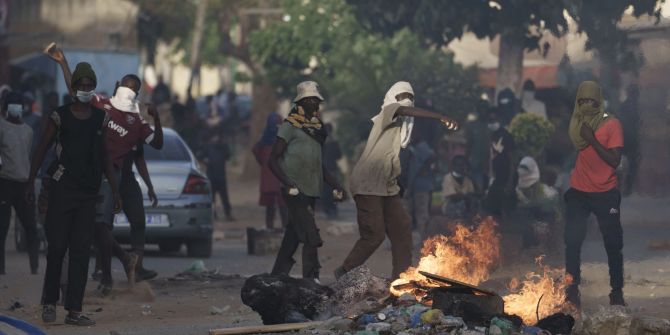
[141,304,152,316]
[8,300,23,311]
[94,307,103,313]
[184,260,207,273]
[210,305,231,315]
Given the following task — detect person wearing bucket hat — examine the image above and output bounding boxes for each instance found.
[27,61,121,327]
[336,81,458,280]
[268,81,346,283]
[564,81,626,308]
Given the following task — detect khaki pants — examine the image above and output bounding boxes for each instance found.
[342,195,412,279]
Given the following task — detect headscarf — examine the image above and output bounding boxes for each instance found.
[71,62,97,89]
[517,156,540,189]
[381,81,414,148]
[286,105,327,144]
[569,81,613,150]
[258,113,282,146]
[110,86,140,114]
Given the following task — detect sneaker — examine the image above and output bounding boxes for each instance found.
[123,253,139,284]
[64,313,96,326]
[609,289,627,306]
[334,266,347,280]
[136,268,158,282]
[42,305,56,323]
[565,284,581,309]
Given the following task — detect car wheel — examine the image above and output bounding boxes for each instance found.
[158,240,182,253]
[15,219,27,252]
[187,237,212,258]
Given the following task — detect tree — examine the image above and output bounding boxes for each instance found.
[346,0,663,98]
[250,0,482,158]
[133,0,283,179]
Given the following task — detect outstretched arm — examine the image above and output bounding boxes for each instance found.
[396,106,458,130]
[44,43,74,96]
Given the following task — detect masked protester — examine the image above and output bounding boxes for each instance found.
[46,45,163,294]
[0,92,39,276]
[27,62,121,326]
[336,81,458,280]
[564,81,625,308]
[268,81,346,283]
[483,110,517,220]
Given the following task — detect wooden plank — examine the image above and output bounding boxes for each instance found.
[419,271,497,296]
[209,321,322,335]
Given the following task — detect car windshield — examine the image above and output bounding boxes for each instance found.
[144,134,191,161]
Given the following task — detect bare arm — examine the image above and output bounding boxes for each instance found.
[268,138,295,189]
[44,44,74,96]
[580,124,622,168]
[147,105,164,149]
[134,153,158,207]
[27,120,56,188]
[101,128,122,213]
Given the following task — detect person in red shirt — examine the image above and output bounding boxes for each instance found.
[564,81,625,308]
[46,45,164,294]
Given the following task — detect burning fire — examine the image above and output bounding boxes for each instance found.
[391,217,501,297]
[503,256,573,324]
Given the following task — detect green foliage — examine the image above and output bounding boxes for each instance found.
[509,113,555,158]
[249,0,482,157]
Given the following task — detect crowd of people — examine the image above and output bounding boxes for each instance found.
[0,41,630,327]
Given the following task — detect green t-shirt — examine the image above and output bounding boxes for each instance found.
[277,122,323,197]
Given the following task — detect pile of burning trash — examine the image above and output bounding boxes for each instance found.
[235,218,668,335]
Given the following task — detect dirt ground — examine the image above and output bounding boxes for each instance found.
[1,174,669,334]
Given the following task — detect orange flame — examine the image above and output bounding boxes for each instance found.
[502,256,573,324]
[390,217,501,296]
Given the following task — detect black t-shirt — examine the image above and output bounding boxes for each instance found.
[49,104,108,193]
[490,128,516,185]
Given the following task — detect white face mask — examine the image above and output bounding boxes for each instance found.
[7,104,23,118]
[398,98,414,107]
[76,90,95,103]
[487,122,501,131]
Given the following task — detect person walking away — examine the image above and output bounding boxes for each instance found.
[206,129,234,221]
[28,62,121,326]
[252,113,287,229]
[0,92,39,275]
[336,81,458,280]
[268,81,346,282]
[441,155,477,220]
[564,81,626,308]
[403,131,436,239]
[320,123,343,219]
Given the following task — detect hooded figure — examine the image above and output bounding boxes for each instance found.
[381,81,415,148]
[569,81,612,150]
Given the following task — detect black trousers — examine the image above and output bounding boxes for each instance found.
[41,176,97,311]
[0,178,39,274]
[564,188,624,290]
[271,192,322,279]
[121,173,146,255]
[96,173,146,283]
[211,178,232,217]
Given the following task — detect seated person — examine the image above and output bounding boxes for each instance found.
[515,156,559,248]
[441,155,477,220]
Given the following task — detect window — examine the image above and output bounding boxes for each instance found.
[143,134,190,161]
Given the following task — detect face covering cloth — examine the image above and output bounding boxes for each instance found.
[110,86,140,114]
[380,81,415,148]
[568,81,613,150]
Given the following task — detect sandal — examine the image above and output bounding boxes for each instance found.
[42,304,56,323]
[136,268,158,282]
[65,313,96,326]
[96,283,113,297]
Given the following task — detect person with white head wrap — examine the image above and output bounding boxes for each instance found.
[336,81,458,280]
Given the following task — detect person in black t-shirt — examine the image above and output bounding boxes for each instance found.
[27,62,120,327]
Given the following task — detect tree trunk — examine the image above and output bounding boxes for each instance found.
[187,0,208,95]
[240,78,278,180]
[496,29,525,99]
